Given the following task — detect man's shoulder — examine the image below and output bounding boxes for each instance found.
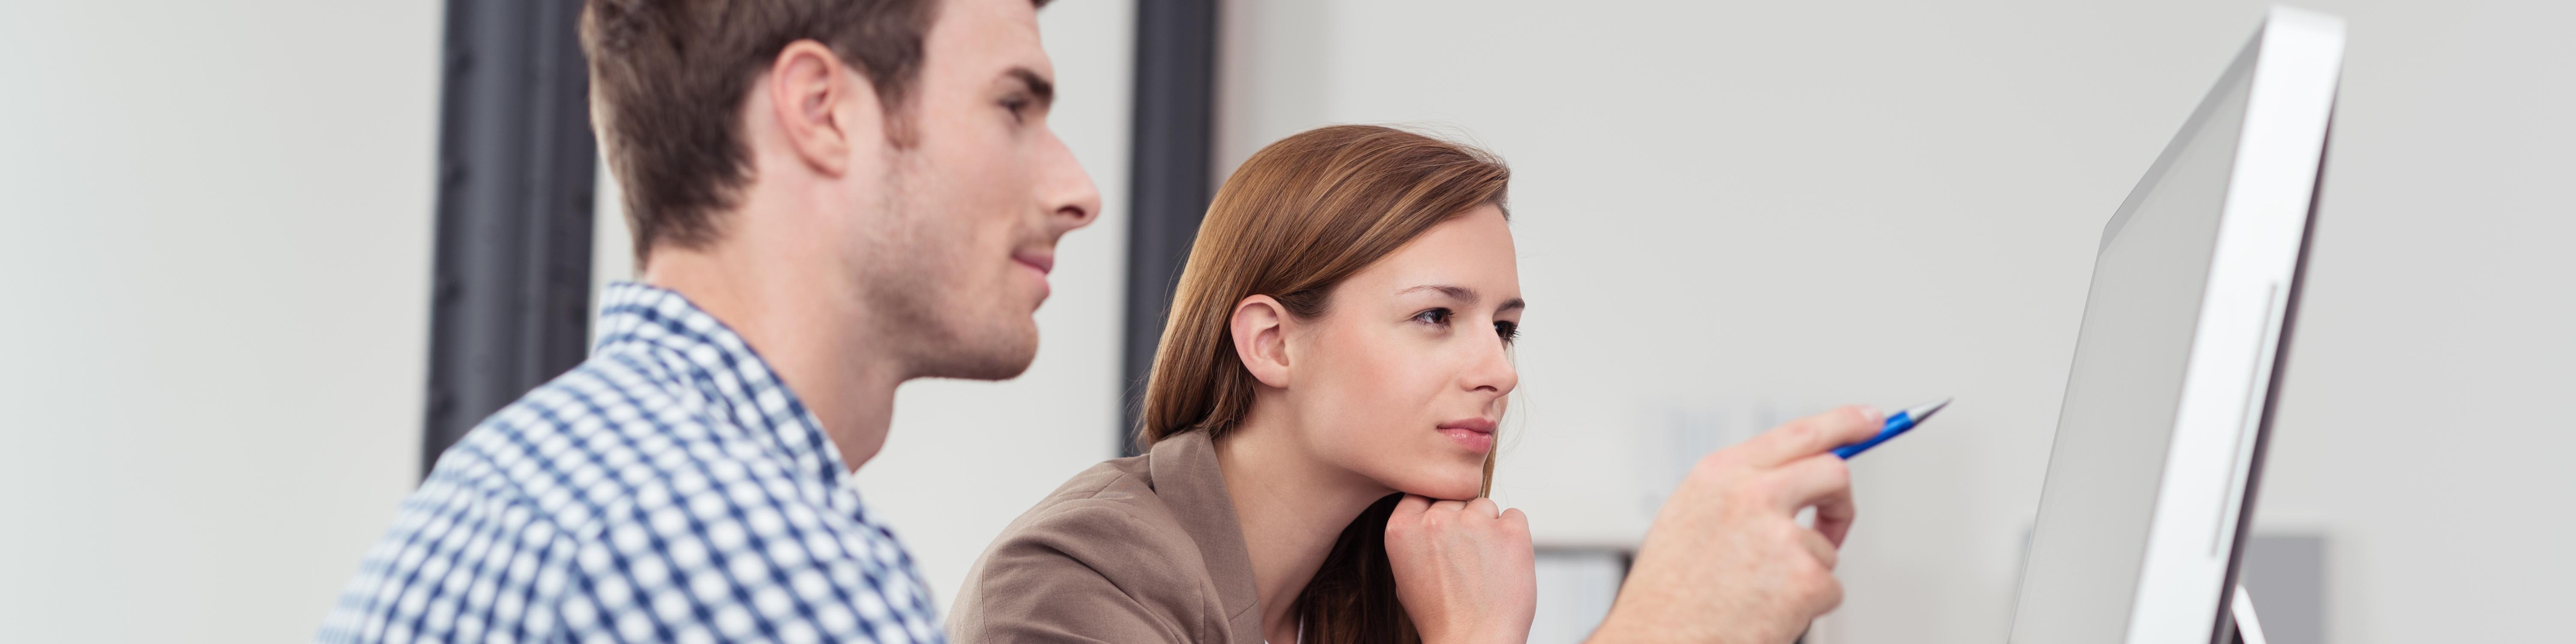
[429,352,768,536]
[324,353,942,643]
[315,353,710,644]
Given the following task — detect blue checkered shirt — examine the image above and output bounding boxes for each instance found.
[319,283,945,644]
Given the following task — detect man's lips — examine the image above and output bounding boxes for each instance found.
[1012,251,1054,275]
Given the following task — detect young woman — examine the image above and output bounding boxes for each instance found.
[948,124,1538,644]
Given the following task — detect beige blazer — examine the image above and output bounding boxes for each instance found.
[948,430,1267,644]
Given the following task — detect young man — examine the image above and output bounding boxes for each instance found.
[320,0,1879,642]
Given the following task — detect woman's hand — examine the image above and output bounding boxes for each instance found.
[1383,495,1537,644]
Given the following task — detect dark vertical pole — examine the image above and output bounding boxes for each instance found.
[1121,0,1220,456]
[422,0,599,476]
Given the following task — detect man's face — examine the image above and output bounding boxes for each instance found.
[853,0,1099,380]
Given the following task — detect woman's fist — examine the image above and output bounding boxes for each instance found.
[1383,495,1537,644]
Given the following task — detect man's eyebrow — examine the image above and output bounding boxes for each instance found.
[1006,67,1055,107]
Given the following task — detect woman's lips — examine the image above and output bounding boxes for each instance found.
[1437,418,1496,453]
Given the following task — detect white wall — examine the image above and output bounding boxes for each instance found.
[0,2,442,641]
[1217,1,2573,642]
[586,0,1138,614]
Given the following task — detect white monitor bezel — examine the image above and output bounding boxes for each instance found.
[2011,6,2344,643]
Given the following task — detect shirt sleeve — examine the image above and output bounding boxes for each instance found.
[553,477,948,644]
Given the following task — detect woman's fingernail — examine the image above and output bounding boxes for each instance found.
[1858,405,1883,423]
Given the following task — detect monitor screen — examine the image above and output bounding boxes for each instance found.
[2007,51,2254,642]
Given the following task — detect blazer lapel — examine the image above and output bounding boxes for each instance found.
[1147,431,1266,643]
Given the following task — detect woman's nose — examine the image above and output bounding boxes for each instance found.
[1463,340,1518,395]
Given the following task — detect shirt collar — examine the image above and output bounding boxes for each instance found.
[590,281,856,492]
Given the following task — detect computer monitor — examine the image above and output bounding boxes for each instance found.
[2007,8,2342,644]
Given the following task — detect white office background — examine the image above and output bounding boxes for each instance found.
[4,0,2569,642]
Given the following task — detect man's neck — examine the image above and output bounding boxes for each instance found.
[640,242,907,472]
[1214,408,1394,642]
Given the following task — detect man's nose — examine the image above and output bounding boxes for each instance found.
[1039,132,1101,231]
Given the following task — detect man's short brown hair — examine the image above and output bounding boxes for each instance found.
[580,0,941,263]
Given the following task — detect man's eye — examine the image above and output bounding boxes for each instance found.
[1412,308,1452,326]
[1495,320,1519,343]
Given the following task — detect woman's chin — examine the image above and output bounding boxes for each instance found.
[1392,475,1485,501]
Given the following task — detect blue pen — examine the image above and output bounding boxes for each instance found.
[1833,398,1951,459]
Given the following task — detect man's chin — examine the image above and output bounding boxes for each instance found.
[918,326,1040,381]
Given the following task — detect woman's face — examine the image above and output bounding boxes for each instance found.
[1284,205,1522,501]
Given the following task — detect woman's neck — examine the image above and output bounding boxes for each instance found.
[1214,410,1392,644]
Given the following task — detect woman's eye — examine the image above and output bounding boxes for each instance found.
[1495,320,1519,343]
[1412,308,1452,326]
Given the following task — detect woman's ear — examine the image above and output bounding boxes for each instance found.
[1229,295,1292,388]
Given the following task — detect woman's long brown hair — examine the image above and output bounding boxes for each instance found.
[1135,125,1509,643]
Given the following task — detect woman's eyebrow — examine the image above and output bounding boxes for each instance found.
[1398,284,1476,301]
[1398,284,1525,312]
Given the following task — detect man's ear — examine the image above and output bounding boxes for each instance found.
[766,40,881,176]
[1230,295,1293,388]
